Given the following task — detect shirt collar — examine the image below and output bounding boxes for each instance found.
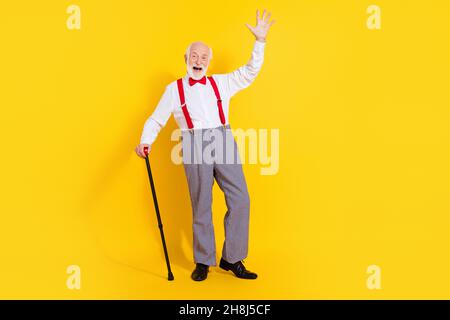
[184,73,209,83]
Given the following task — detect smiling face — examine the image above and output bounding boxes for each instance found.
[185,41,212,80]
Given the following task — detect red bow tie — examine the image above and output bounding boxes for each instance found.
[189,76,207,86]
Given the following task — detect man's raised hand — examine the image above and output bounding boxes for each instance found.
[245,9,275,42]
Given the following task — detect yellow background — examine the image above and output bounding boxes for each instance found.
[1,0,449,299]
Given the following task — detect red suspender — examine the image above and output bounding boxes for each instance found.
[176,76,226,130]
[207,76,226,126]
[176,78,194,129]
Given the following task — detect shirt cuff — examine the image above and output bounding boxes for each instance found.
[140,117,162,145]
[254,39,266,51]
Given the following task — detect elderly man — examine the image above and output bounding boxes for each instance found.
[135,9,274,281]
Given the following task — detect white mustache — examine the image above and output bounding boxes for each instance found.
[187,62,208,80]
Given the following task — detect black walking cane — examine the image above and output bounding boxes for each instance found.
[143,146,174,281]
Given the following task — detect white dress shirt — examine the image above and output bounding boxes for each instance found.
[140,40,266,146]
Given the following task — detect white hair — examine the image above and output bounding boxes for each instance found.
[185,42,213,61]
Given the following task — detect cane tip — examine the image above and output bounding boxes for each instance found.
[168,272,174,281]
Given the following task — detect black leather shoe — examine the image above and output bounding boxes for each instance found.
[191,263,209,281]
[219,258,257,279]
